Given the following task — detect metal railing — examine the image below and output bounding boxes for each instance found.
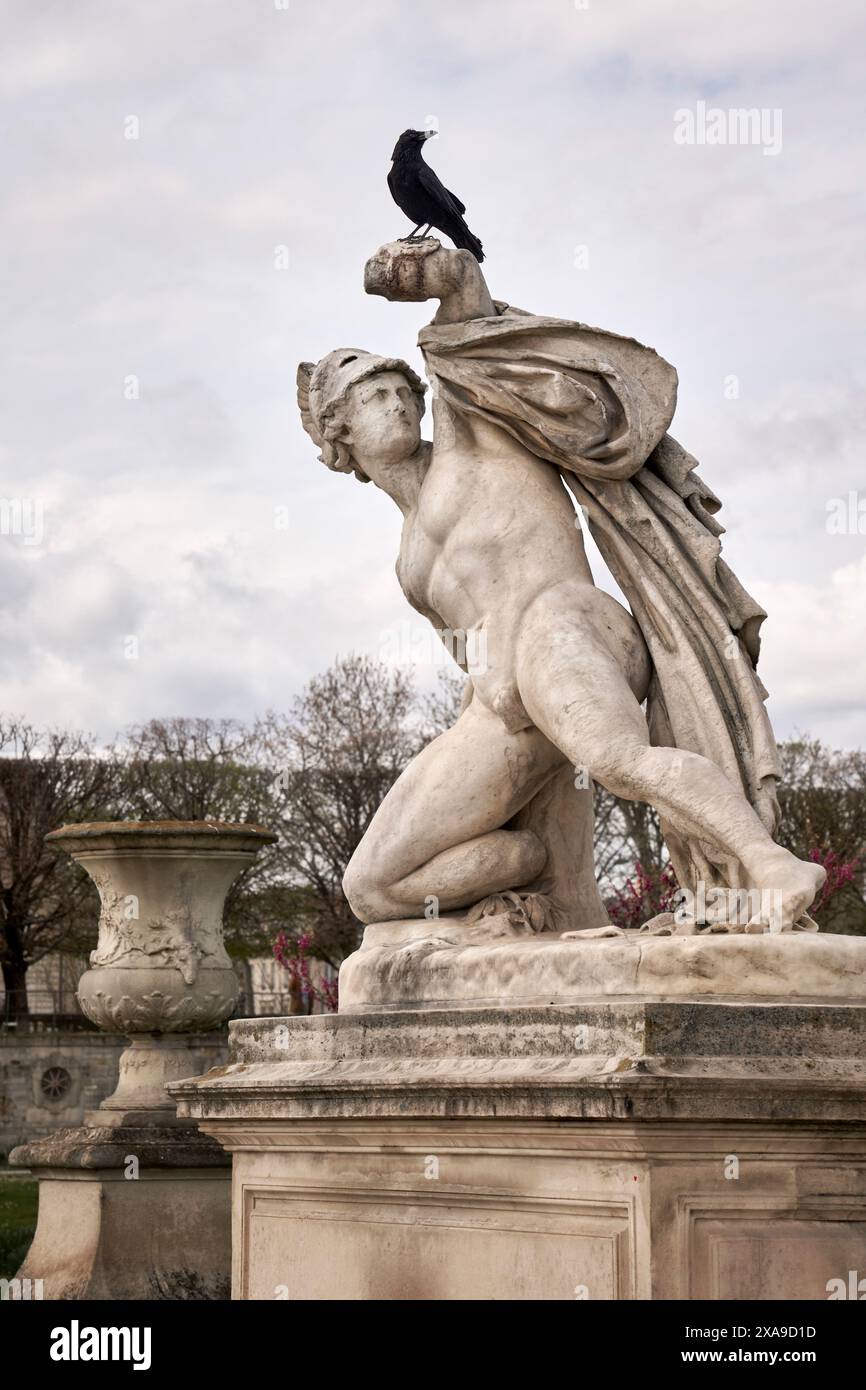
[0,989,96,1035]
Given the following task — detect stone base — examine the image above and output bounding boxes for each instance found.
[172,1000,866,1301]
[339,918,866,1012]
[10,1124,230,1300]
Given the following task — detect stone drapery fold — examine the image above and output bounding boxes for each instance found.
[419,310,781,891]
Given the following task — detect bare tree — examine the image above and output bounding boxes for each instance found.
[115,717,267,822]
[776,736,866,932]
[418,668,469,740]
[115,717,285,957]
[0,719,120,1023]
[593,787,667,895]
[259,655,421,967]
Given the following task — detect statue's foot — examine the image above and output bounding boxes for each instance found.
[465,890,558,934]
[744,850,826,932]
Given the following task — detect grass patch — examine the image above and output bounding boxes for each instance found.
[0,1176,38,1280]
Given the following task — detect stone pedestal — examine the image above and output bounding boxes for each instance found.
[172,998,866,1301]
[11,1078,230,1300]
[340,917,866,1010]
[11,820,275,1300]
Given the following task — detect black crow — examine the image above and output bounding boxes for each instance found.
[388,130,484,262]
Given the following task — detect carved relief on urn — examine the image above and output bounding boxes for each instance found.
[46,821,277,1034]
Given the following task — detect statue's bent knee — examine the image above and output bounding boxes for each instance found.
[343,849,394,923]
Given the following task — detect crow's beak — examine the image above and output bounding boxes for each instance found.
[423,129,437,141]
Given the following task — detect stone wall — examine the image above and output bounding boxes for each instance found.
[0,949,324,1153]
[0,1031,233,1154]
[0,1033,126,1154]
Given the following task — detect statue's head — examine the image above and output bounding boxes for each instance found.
[297,349,426,483]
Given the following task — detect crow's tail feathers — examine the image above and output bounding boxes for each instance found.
[451,220,484,263]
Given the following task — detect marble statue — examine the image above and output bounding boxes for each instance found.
[165,247,866,1308]
[297,239,825,942]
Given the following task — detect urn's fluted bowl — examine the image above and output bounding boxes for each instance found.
[47,821,277,1035]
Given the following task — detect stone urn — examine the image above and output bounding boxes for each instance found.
[45,819,277,1122]
[10,820,277,1300]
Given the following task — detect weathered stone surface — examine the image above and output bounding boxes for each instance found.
[173,1000,866,1122]
[172,1001,866,1300]
[47,821,275,1035]
[10,1121,231,1300]
[339,919,866,1012]
[11,1123,229,1171]
[202,1117,866,1301]
[0,1033,127,1154]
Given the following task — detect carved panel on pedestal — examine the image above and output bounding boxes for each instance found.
[241,1185,636,1301]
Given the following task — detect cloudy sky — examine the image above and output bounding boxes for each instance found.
[2,0,864,749]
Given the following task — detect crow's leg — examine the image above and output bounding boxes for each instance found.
[399,224,437,242]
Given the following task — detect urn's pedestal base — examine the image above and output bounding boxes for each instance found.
[9,1124,231,1300]
[173,1000,866,1301]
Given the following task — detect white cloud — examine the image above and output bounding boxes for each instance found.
[761,556,866,748]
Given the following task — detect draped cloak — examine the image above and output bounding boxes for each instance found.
[418,307,782,894]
